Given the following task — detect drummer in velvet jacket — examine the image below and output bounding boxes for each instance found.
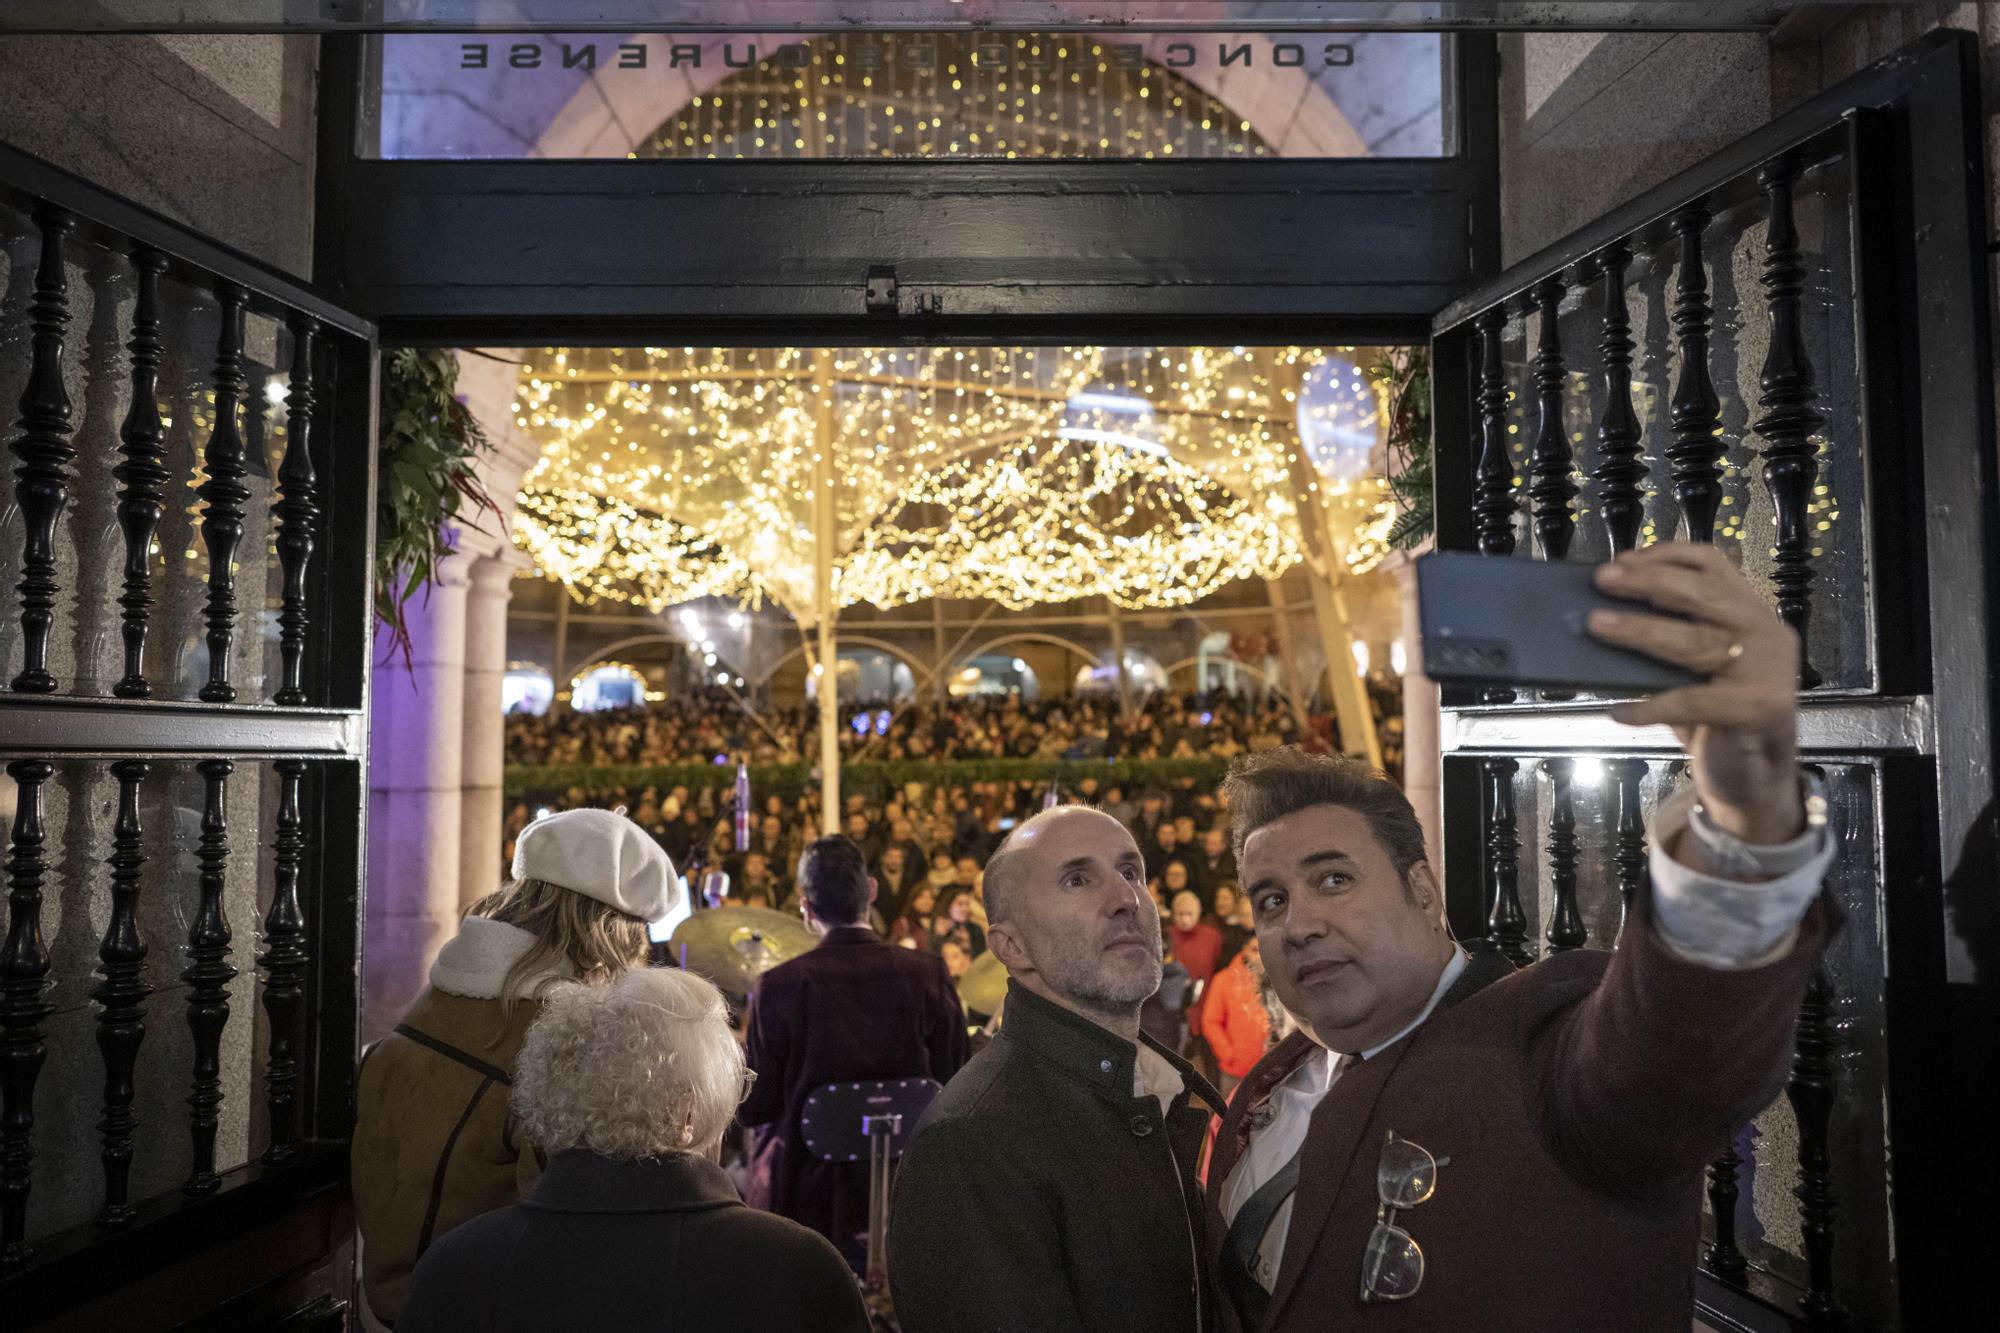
[741,835,969,1267]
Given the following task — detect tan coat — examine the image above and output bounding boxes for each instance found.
[352,920,563,1325]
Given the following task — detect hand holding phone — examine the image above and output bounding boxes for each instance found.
[1587,543,1806,844]
[1417,543,1806,845]
[1416,551,1701,693]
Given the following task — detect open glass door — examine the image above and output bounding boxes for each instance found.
[1428,31,1993,1333]
[0,138,377,1330]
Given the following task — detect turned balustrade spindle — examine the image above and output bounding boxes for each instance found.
[1667,203,1727,543]
[260,760,311,1163]
[1,760,55,1266]
[1751,156,1826,689]
[197,283,251,703]
[273,318,322,706]
[1592,240,1648,556]
[1541,759,1584,952]
[1483,758,1531,966]
[183,758,237,1195]
[93,760,152,1225]
[113,247,170,698]
[9,205,77,695]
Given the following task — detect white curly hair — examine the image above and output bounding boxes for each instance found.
[512,967,745,1159]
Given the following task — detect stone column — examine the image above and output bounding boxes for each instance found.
[361,349,544,1044]
[1384,551,1442,869]
[362,551,471,1044]
[1106,600,1134,717]
[460,551,526,912]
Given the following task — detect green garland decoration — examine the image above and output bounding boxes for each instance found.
[377,348,501,664]
[505,755,1235,799]
[1373,346,1434,551]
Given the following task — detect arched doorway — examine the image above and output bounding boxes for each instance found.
[374,26,1453,163]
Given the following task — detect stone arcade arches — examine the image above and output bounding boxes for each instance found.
[378,27,1443,162]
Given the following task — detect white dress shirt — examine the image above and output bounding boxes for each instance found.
[1220,783,1836,1293]
[1134,1040,1187,1115]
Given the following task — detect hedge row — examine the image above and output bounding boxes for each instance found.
[504,755,1235,799]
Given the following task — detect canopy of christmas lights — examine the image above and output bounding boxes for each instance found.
[636,31,1276,162]
[510,344,1395,618]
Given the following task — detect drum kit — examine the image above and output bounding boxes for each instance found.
[667,905,817,998]
[953,948,1008,1018]
[671,904,1011,1027]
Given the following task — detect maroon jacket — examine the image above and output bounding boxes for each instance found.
[741,925,969,1260]
[1204,886,1838,1332]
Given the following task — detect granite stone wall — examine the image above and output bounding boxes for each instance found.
[0,34,318,275]
[1497,5,1998,268]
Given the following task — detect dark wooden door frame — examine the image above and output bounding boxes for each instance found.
[311,32,1499,347]
[1430,30,1994,1332]
[0,138,378,1330]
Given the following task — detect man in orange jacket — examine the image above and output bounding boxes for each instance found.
[1200,936,1272,1096]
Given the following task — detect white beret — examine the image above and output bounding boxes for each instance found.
[511,808,684,924]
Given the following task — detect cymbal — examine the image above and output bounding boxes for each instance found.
[955,949,1009,1015]
[669,906,816,995]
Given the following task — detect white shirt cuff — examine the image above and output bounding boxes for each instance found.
[1647,785,1835,970]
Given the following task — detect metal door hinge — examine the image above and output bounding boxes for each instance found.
[866,266,897,313]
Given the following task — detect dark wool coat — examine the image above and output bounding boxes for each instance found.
[889,979,1226,1333]
[1204,884,1839,1333]
[397,1149,869,1333]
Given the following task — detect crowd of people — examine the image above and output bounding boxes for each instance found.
[500,690,1342,1096]
[509,772,1253,962]
[498,686,1401,917]
[505,689,1337,769]
[353,544,1841,1333]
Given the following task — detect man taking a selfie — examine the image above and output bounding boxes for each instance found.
[1208,543,1837,1331]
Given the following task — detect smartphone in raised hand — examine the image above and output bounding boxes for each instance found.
[1415,551,1702,693]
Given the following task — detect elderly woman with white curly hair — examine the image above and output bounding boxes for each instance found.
[396,967,869,1333]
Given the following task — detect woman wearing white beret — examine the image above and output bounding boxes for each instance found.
[351,807,684,1331]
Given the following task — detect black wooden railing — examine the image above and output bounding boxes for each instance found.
[0,137,375,1330]
[1431,31,1996,1333]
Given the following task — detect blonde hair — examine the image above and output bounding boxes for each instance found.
[512,969,745,1160]
[462,878,650,1023]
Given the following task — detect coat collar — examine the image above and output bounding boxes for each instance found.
[1441,940,1515,1009]
[428,916,573,1000]
[1211,945,1514,1180]
[1001,979,1225,1116]
[522,1148,741,1215]
[816,924,881,948]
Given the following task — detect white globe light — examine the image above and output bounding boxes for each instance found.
[1296,354,1382,486]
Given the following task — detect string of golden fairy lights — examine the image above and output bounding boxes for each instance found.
[509,345,1398,618]
[634,31,1273,162]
